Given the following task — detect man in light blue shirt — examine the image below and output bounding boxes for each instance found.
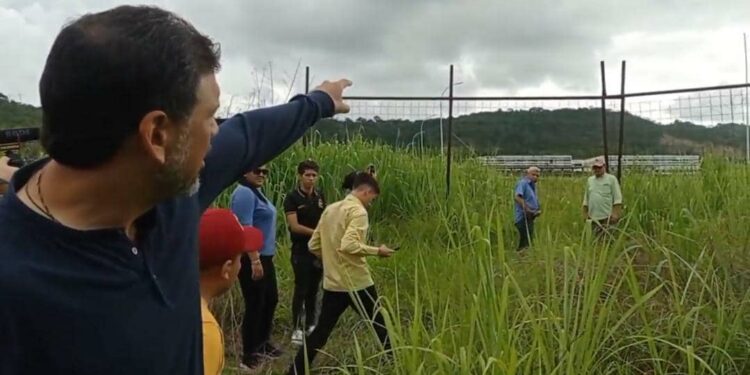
[513,166,541,251]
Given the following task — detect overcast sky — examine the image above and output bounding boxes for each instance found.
[1,0,749,113]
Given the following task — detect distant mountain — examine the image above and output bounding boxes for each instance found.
[314,108,747,158]
[1,93,745,157]
[0,93,41,130]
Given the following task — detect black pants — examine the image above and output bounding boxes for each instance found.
[291,247,323,330]
[238,254,278,362]
[515,219,535,250]
[288,285,390,374]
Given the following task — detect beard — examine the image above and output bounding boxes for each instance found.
[156,129,201,198]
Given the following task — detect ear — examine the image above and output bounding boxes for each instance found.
[220,259,234,280]
[137,110,171,165]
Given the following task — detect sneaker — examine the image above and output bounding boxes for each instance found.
[306,325,316,335]
[291,329,304,346]
[260,342,284,359]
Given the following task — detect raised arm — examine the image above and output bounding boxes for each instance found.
[198,80,352,211]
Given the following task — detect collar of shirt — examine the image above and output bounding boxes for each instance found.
[344,193,365,208]
[521,177,536,191]
[296,185,319,198]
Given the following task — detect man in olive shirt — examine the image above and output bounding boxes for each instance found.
[582,157,623,237]
[288,173,394,375]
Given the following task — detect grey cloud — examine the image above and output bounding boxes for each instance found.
[1,0,749,106]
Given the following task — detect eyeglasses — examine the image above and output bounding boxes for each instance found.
[254,168,269,176]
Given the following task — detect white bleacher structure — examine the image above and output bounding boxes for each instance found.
[476,155,575,172]
[581,155,701,172]
[477,154,701,173]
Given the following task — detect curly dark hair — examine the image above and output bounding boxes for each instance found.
[297,160,320,175]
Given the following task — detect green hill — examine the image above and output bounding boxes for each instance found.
[315,109,747,157]
[0,93,42,130]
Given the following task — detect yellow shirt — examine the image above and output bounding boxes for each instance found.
[308,194,380,292]
[201,297,224,375]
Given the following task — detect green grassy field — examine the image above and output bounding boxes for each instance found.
[209,140,750,375]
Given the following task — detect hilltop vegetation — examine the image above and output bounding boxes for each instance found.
[315,109,747,157]
[0,93,41,130]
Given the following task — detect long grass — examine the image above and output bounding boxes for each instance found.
[210,139,750,374]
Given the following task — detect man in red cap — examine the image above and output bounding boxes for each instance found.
[198,208,263,375]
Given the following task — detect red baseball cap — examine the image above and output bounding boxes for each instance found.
[199,208,263,268]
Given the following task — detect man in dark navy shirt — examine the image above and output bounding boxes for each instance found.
[0,5,351,375]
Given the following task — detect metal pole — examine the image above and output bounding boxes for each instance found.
[600,61,610,172]
[305,66,310,94]
[303,66,310,147]
[446,65,454,199]
[730,88,735,124]
[439,82,464,155]
[617,61,626,183]
[439,94,444,156]
[744,33,749,163]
